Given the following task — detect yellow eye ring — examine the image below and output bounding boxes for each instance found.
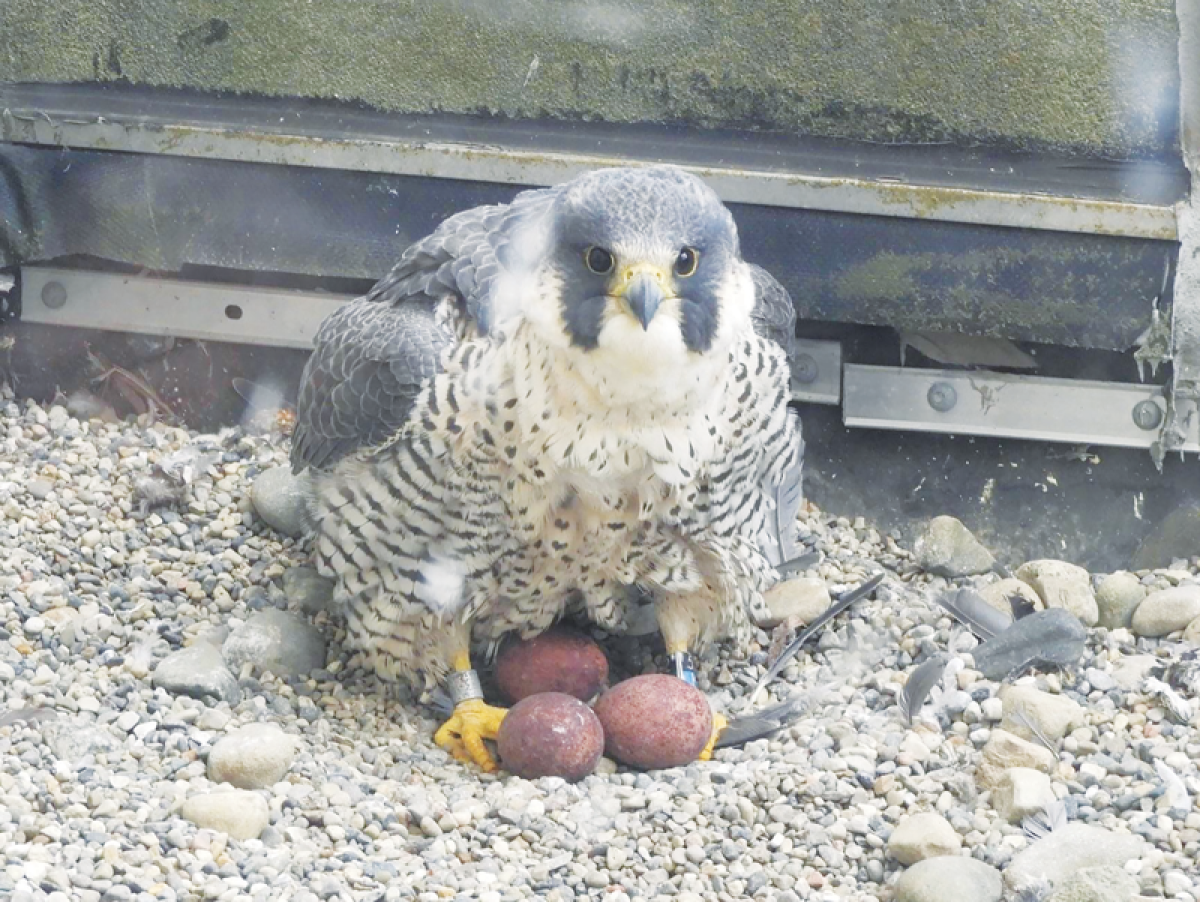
[674,247,700,277]
[584,246,615,275]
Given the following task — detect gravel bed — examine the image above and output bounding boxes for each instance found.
[1,391,1198,902]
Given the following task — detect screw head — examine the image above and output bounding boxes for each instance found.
[40,281,68,309]
[927,381,957,412]
[1132,399,1164,431]
[793,353,819,385]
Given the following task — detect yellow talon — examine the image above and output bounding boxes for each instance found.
[433,698,508,772]
[699,711,728,761]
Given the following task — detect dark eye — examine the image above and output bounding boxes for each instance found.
[674,247,700,277]
[584,246,614,275]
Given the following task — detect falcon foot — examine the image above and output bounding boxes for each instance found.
[699,711,728,761]
[434,698,508,772]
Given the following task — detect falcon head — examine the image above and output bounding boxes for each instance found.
[514,166,755,365]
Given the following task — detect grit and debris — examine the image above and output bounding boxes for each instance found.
[1,389,1199,902]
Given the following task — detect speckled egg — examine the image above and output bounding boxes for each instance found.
[593,674,713,769]
[494,627,609,703]
[496,692,605,781]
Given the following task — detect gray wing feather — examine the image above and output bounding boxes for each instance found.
[748,263,796,359]
[290,298,452,473]
[747,265,803,569]
[291,186,559,474]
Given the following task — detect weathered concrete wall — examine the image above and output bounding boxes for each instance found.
[0,0,1180,160]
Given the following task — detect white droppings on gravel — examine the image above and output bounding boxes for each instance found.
[0,392,1198,902]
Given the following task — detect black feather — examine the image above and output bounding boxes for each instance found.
[715,693,806,748]
[776,551,821,579]
[932,588,1012,641]
[1008,594,1037,620]
[752,572,885,700]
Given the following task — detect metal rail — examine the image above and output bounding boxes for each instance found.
[0,105,1178,241]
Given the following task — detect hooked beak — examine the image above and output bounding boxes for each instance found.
[620,268,667,330]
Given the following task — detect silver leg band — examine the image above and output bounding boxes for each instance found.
[446,668,483,705]
[672,651,698,687]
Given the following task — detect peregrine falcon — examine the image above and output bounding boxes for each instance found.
[292,165,805,769]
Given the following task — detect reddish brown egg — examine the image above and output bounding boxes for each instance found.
[494,627,609,704]
[496,692,605,781]
[593,674,713,769]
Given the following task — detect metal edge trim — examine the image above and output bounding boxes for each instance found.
[0,112,1178,240]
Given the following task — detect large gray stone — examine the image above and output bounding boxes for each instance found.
[1130,585,1200,637]
[1016,560,1098,627]
[249,465,311,538]
[887,812,963,865]
[180,790,270,841]
[207,723,300,790]
[914,516,996,578]
[222,609,327,677]
[1044,865,1139,902]
[1095,572,1146,630]
[1004,824,1144,893]
[894,856,1003,902]
[152,643,241,705]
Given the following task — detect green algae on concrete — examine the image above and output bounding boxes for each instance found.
[0,0,1180,160]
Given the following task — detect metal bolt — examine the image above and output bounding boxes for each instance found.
[40,281,68,309]
[927,381,957,412]
[1132,399,1164,431]
[793,353,819,385]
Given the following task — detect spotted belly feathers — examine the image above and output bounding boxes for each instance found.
[309,316,796,690]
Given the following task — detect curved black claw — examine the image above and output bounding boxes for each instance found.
[751,571,885,702]
[715,693,806,749]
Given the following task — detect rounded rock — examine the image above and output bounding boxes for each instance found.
[1004,824,1144,893]
[887,811,963,865]
[207,723,300,790]
[894,856,1002,902]
[1043,865,1140,902]
[913,516,995,578]
[1095,571,1146,630]
[496,692,604,781]
[1130,584,1200,637]
[1015,559,1098,627]
[594,674,713,770]
[494,628,608,703]
[180,790,270,841]
[757,577,831,629]
[999,684,1084,742]
[222,609,327,678]
[152,643,241,705]
[249,465,311,537]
